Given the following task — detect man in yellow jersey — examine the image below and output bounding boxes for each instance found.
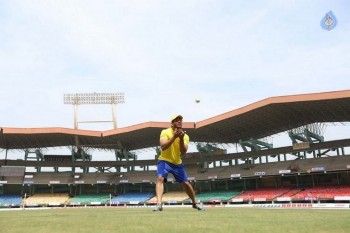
[153,114,205,211]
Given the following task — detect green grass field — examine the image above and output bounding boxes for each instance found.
[1,207,350,233]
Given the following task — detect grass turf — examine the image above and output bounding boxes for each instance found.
[0,207,350,233]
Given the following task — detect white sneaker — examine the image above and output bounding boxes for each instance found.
[152,204,163,211]
[192,202,205,211]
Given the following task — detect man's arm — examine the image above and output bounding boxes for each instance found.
[177,129,188,155]
[179,136,188,156]
[160,136,176,151]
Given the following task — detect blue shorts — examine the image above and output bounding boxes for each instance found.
[157,160,188,183]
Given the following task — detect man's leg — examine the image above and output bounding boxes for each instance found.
[182,182,205,211]
[155,176,164,205]
[175,163,205,211]
[153,176,164,211]
[183,181,196,203]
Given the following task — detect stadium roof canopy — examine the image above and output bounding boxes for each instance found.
[1,90,350,151]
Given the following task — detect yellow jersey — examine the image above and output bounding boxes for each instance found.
[158,128,189,165]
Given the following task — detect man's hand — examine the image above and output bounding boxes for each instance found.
[160,128,187,152]
[174,128,185,139]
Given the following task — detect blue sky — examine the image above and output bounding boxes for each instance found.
[1,0,350,159]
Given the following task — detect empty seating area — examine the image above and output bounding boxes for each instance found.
[24,193,69,206]
[0,194,22,206]
[228,185,350,203]
[68,194,110,205]
[147,191,188,204]
[291,185,350,201]
[195,191,241,203]
[111,192,154,205]
[234,187,292,202]
[277,189,303,200]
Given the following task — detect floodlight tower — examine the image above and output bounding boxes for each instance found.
[64,93,125,129]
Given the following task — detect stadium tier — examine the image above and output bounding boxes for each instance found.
[0,140,350,207]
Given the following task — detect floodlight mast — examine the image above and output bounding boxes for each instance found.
[64,93,125,129]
